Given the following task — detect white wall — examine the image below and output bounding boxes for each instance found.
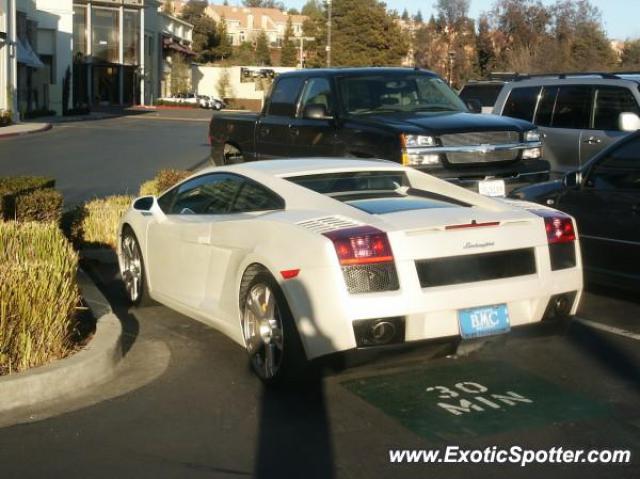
[34,0,72,114]
[192,65,296,100]
[0,0,7,112]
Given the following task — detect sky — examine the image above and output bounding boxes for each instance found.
[277,0,640,40]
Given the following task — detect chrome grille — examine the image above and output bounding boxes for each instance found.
[440,131,520,147]
[440,131,520,164]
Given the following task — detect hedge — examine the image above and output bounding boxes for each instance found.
[0,222,79,374]
[15,188,64,223]
[68,195,134,249]
[0,176,56,221]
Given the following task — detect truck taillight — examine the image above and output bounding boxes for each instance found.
[324,226,393,265]
[323,226,399,294]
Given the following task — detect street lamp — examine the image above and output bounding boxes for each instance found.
[299,36,314,69]
[326,0,332,67]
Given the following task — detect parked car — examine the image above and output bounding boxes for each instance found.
[209,68,549,198]
[199,95,226,110]
[510,130,640,290]
[458,80,507,114]
[493,72,640,175]
[118,158,583,383]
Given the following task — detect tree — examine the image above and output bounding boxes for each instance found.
[476,15,495,77]
[243,0,285,9]
[217,68,233,99]
[230,41,257,66]
[162,0,174,14]
[280,17,298,66]
[401,9,409,21]
[170,54,191,95]
[436,0,470,26]
[414,10,423,24]
[304,0,408,67]
[212,16,233,60]
[255,31,272,66]
[180,1,218,63]
[301,0,323,17]
[621,39,640,69]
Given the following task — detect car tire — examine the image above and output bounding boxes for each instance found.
[241,272,307,385]
[120,226,154,307]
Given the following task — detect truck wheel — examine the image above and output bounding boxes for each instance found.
[223,144,244,165]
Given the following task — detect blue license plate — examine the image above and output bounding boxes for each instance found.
[458,304,510,339]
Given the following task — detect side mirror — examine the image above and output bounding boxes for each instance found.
[465,99,482,114]
[303,104,332,120]
[133,196,155,211]
[563,170,582,189]
[619,112,640,132]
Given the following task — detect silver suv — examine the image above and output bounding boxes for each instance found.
[493,73,640,175]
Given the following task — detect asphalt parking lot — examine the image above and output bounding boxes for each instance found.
[0,113,638,478]
[0,257,638,479]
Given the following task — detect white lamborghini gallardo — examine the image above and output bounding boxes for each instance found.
[118,159,583,382]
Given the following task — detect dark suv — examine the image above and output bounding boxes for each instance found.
[493,73,640,175]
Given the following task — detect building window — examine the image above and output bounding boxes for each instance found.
[73,6,87,57]
[92,7,119,63]
[123,9,140,65]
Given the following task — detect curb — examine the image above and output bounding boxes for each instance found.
[0,268,123,414]
[0,123,52,140]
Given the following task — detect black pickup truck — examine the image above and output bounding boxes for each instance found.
[209,68,549,195]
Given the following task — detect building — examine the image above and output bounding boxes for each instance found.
[0,0,193,120]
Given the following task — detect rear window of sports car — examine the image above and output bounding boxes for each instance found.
[286,171,469,214]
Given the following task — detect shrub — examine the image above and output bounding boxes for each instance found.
[14,188,63,223]
[0,110,12,127]
[70,195,133,249]
[0,222,79,374]
[154,168,190,194]
[138,179,158,197]
[0,176,56,220]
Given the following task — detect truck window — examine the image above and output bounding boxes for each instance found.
[502,87,540,122]
[266,77,305,117]
[459,84,504,107]
[593,87,640,131]
[552,86,592,129]
[298,78,334,116]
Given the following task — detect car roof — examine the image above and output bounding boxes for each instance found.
[506,76,640,87]
[199,158,404,178]
[276,67,439,78]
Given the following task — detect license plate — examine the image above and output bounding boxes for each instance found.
[478,179,506,197]
[458,304,510,339]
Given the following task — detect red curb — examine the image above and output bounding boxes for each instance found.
[0,123,52,140]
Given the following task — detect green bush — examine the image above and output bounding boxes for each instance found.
[0,110,12,127]
[14,188,63,223]
[69,195,133,249]
[0,176,56,220]
[0,222,79,374]
[154,169,190,194]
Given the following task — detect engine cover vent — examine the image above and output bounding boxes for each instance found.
[296,216,362,234]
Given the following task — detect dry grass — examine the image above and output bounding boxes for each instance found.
[69,195,134,249]
[0,222,79,374]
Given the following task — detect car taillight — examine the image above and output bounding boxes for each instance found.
[324,226,393,265]
[544,216,576,244]
[323,226,399,294]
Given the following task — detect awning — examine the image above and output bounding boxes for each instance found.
[162,36,196,57]
[17,38,45,68]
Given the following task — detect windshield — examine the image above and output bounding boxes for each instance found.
[338,74,468,115]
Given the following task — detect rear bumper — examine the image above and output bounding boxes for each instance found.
[284,249,583,361]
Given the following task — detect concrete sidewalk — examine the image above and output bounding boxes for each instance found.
[0,122,52,139]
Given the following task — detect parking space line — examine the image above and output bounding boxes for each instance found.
[574,317,640,341]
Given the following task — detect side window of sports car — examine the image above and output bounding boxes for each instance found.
[230,180,284,213]
[170,174,244,215]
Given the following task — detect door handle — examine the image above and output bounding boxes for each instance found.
[288,124,300,136]
[259,127,270,137]
[582,136,602,145]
